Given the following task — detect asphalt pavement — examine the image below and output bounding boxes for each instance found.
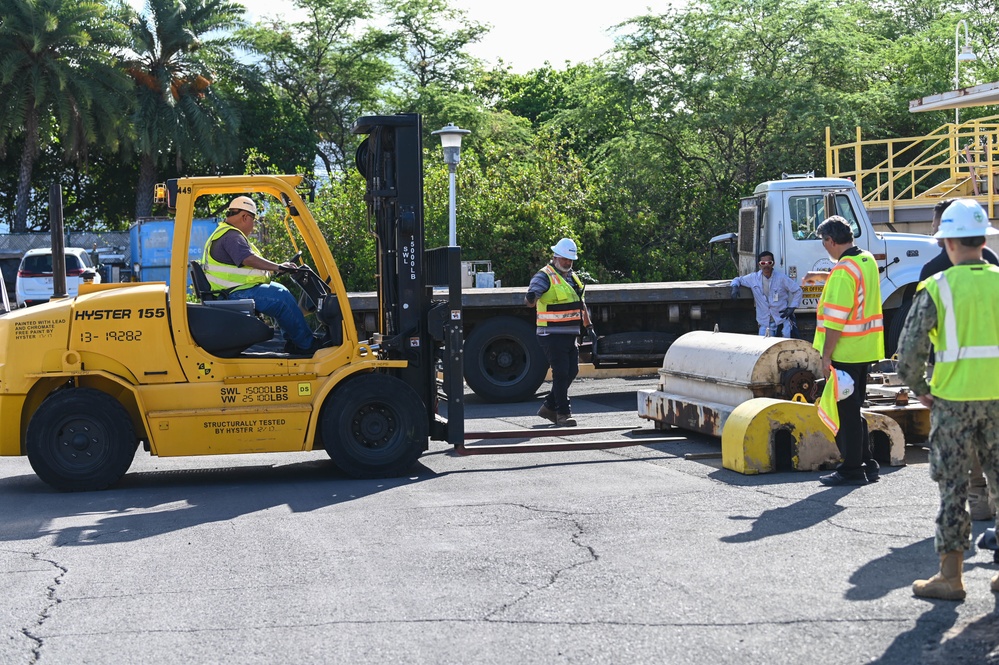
[1,372,998,664]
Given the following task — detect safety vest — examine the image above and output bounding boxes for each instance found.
[202,223,270,294]
[536,264,585,331]
[922,263,999,400]
[813,250,884,363]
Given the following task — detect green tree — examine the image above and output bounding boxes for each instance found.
[382,0,488,92]
[477,63,593,128]
[125,0,246,218]
[0,0,132,232]
[214,77,317,175]
[241,0,395,178]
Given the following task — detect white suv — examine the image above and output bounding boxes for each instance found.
[16,247,101,307]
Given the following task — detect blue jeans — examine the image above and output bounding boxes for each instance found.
[229,282,313,349]
[759,319,793,338]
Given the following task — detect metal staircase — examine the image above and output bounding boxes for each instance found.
[825,116,999,231]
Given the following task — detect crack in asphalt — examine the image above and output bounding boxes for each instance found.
[481,504,599,622]
[44,615,913,636]
[20,551,67,664]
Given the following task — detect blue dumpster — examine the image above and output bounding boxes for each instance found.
[130,218,217,289]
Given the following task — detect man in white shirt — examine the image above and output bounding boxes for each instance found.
[731,251,803,337]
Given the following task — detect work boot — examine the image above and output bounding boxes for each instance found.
[537,404,558,424]
[968,482,996,521]
[819,470,867,486]
[912,551,966,601]
[556,414,577,427]
[864,460,880,483]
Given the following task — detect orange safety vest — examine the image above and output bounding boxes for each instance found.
[536,264,585,330]
[813,251,884,363]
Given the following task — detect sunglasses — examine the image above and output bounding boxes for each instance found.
[759,260,774,266]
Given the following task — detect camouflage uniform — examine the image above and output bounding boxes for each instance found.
[897,288,999,553]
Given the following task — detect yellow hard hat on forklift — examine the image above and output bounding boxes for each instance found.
[228,196,258,216]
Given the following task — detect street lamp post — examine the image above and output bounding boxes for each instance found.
[955,19,978,125]
[431,123,471,246]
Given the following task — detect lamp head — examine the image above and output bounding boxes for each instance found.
[432,123,472,166]
[432,124,471,148]
[958,44,978,62]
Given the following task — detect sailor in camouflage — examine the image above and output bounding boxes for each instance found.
[896,198,999,600]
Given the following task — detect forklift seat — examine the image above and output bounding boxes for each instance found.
[189,260,218,301]
[187,303,273,357]
[189,260,256,316]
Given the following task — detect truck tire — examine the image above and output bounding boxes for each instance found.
[320,374,427,478]
[464,316,547,403]
[26,388,137,492]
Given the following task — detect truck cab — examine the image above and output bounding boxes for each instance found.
[735,175,939,351]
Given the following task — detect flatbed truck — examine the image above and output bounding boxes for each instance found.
[351,175,942,403]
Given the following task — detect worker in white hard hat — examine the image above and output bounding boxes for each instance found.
[202,196,319,355]
[524,237,595,427]
[896,198,999,601]
[920,198,999,522]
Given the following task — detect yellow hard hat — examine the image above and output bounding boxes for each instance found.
[228,196,257,216]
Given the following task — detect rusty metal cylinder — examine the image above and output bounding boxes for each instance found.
[657,331,823,408]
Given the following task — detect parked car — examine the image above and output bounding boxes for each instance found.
[16,247,100,307]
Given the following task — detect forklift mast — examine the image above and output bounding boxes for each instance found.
[352,113,464,444]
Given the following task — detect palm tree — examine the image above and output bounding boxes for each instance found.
[0,0,132,232]
[125,0,246,217]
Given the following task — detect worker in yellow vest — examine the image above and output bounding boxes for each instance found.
[525,238,595,427]
[813,216,884,486]
[203,196,318,355]
[897,198,999,601]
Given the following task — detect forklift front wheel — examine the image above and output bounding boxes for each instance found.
[320,374,427,478]
[26,387,138,491]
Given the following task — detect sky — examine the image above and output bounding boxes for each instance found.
[239,0,661,72]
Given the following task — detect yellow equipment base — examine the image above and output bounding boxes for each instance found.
[722,398,905,475]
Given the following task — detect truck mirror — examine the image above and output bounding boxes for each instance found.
[709,232,739,269]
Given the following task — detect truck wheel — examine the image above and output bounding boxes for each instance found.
[320,374,427,478]
[886,299,912,357]
[26,388,137,492]
[464,316,547,403]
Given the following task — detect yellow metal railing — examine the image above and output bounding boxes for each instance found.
[826,116,999,223]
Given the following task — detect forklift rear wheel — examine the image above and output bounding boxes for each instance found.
[321,374,427,478]
[464,316,547,403]
[26,388,137,491]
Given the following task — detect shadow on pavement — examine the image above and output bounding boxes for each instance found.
[847,538,936,602]
[0,457,435,547]
[871,597,999,665]
[720,486,847,543]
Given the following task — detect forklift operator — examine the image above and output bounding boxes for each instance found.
[202,196,319,354]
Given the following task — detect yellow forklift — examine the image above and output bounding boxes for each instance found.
[0,114,464,490]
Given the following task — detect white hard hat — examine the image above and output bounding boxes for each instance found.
[935,199,999,238]
[228,196,257,216]
[551,237,578,260]
[834,370,854,401]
